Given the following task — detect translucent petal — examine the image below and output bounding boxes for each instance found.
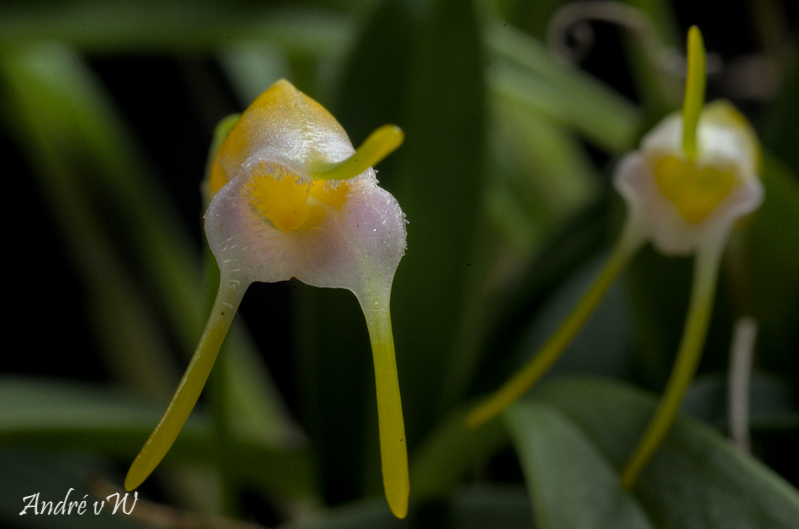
[205,166,406,292]
[613,102,763,255]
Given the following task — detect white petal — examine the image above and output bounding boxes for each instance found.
[204,168,407,295]
[613,104,763,255]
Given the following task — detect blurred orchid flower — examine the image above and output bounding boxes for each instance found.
[467,27,763,486]
[125,79,410,518]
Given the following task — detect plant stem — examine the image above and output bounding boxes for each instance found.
[466,222,644,428]
[621,238,723,488]
[125,278,246,491]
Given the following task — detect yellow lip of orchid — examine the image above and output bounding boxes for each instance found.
[125,79,410,519]
[467,27,764,488]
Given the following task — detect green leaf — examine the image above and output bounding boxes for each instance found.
[1,38,300,463]
[486,103,599,254]
[278,485,534,529]
[514,376,799,529]
[465,197,621,397]
[295,0,490,506]
[0,1,352,55]
[0,378,315,498]
[487,23,641,155]
[513,249,635,381]
[738,153,799,370]
[410,402,508,500]
[384,0,488,436]
[626,0,681,114]
[624,248,681,383]
[683,372,799,431]
[764,40,799,173]
[506,400,652,529]
[0,43,188,399]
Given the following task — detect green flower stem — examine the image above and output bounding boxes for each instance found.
[359,290,409,519]
[466,223,644,429]
[125,278,247,491]
[621,237,724,488]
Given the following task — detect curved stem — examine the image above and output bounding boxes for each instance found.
[125,279,246,491]
[358,289,409,519]
[621,238,723,488]
[466,223,644,429]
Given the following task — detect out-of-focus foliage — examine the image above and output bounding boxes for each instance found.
[2,1,798,528]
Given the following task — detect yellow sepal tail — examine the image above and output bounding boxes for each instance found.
[681,26,706,159]
[311,125,404,181]
[359,291,409,519]
[125,281,245,491]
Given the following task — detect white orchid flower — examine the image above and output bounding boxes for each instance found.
[125,80,410,518]
[468,27,763,487]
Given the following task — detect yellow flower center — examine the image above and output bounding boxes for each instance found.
[245,162,349,232]
[654,155,737,224]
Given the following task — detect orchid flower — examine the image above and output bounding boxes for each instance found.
[467,27,763,487]
[124,79,410,518]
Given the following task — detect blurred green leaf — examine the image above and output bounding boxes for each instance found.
[486,102,599,254]
[517,376,799,528]
[621,0,681,122]
[506,399,651,529]
[487,22,641,155]
[764,41,799,173]
[683,372,799,431]
[515,250,636,381]
[0,43,187,398]
[279,485,534,529]
[625,246,696,390]
[737,153,799,371]
[465,196,619,397]
[384,0,487,435]
[0,377,315,498]
[295,0,489,506]
[0,42,307,512]
[0,1,352,56]
[410,402,508,500]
